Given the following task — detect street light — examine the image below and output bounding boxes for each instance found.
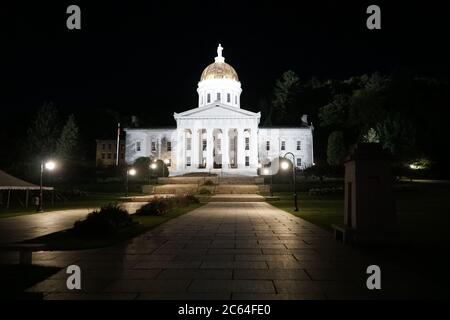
[38,160,56,212]
[125,167,136,197]
[262,167,274,197]
[282,152,298,212]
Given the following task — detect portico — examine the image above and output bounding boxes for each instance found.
[173,103,260,175]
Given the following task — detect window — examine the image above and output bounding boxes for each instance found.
[136,141,141,152]
[101,153,105,159]
[296,158,302,167]
[217,139,221,151]
[245,156,250,167]
[107,153,111,159]
[207,93,211,103]
[201,95,203,105]
[102,144,105,150]
[281,141,286,151]
[186,156,191,167]
[108,144,112,150]
[227,93,231,103]
[202,139,207,151]
[167,141,172,151]
[186,138,192,151]
[166,159,171,167]
[235,95,237,104]
[151,141,156,152]
[217,92,221,101]
[245,137,250,150]
[266,141,270,151]
[297,140,301,150]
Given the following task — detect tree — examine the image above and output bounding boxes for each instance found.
[376,113,416,156]
[134,157,151,182]
[272,70,300,124]
[318,94,349,128]
[56,114,79,160]
[25,101,60,160]
[327,131,347,166]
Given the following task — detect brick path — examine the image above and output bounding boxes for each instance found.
[24,201,432,299]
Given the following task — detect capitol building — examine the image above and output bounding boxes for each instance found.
[125,45,314,176]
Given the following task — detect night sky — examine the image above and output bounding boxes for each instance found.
[1,1,449,141]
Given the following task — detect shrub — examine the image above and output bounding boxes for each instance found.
[203,179,215,186]
[73,203,132,236]
[198,188,211,195]
[136,197,170,216]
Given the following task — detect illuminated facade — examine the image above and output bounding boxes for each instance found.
[125,45,314,176]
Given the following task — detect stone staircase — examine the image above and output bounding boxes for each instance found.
[145,175,270,199]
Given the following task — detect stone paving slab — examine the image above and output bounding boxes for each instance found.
[21,201,435,299]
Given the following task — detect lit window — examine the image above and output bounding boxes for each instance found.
[297,140,301,150]
[136,141,141,152]
[167,141,172,151]
[297,158,302,167]
[266,141,270,151]
[202,139,207,151]
[281,141,286,151]
[166,159,172,167]
[151,141,156,152]
[186,138,192,151]
[227,93,231,103]
[245,137,249,150]
[245,156,250,167]
[207,94,211,103]
[186,156,191,167]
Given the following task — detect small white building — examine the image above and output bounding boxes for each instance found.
[125,44,314,176]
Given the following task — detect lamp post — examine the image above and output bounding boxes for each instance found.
[126,167,136,197]
[262,167,274,197]
[38,160,56,212]
[282,152,298,212]
[150,161,157,184]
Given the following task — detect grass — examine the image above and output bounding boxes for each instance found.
[268,192,344,231]
[0,192,141,219]
[0,265,61,299]
[23,203,204,250]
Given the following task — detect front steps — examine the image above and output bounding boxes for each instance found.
[205,194,265,202]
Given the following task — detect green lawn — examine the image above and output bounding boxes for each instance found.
[268,192,344,231]
[23,203,204,250]
[0,192,141,219]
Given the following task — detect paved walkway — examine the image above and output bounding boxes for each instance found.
[0,202,144,243]
[20,201,434,300]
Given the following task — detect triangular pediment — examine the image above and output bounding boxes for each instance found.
[174,103,260,119]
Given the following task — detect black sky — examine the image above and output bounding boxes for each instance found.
[2,1,450,126]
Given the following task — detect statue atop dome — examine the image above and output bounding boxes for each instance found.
[215,43,225,63]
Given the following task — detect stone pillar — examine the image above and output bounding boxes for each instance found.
[206,129,214,169]
[222,128,229,170]
[192,127,199,169]
[236,128,244,168]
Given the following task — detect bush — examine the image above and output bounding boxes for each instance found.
[199,188,211,195]
[203,179,215,186]
[136,194,199,216]
[136,197,170,216]
[73,203,132,236]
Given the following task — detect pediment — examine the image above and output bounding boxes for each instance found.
[174,103,260,119]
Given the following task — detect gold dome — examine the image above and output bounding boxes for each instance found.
[200,62,239,81]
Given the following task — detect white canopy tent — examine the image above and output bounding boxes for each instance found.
[0,169,53,208]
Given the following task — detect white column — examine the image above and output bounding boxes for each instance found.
[176,129,184,171]
[237,128,244,168]
[222,128,229,170]
[192,127,199,169]
[206,129,214,169]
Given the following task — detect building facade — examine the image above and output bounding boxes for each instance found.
[95,139,125,167]
[125,45,314,176]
